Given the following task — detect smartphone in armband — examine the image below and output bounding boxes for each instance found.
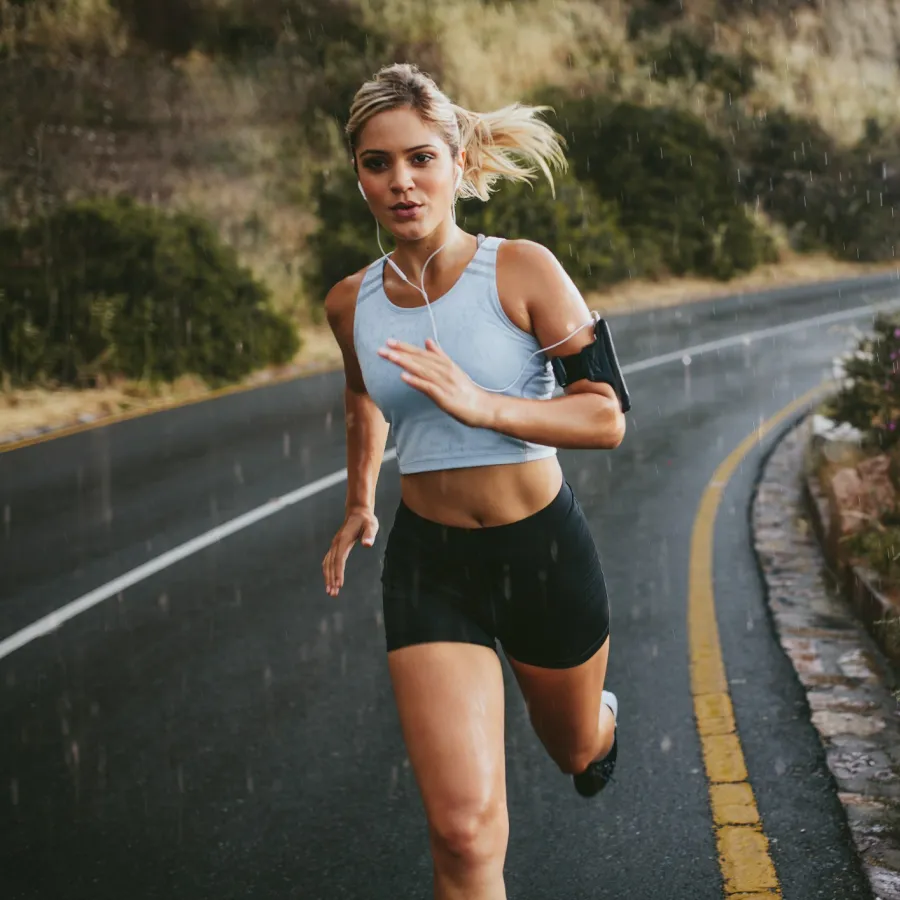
[550,318,632,413]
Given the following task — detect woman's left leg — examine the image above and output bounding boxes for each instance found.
[506,638,616,777]
[486,480,616,781]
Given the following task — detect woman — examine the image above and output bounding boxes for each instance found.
[322,62,623,900]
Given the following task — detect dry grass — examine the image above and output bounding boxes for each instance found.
[589,254,900,317]
[0,378,207,439]
[433,0,629,108]
[712,3,900,143]
[0,0,127,58]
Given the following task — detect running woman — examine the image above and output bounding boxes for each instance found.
[322,62,624,900]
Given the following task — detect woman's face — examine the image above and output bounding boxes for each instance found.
[355,106,461,241]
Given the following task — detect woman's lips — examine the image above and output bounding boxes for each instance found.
[391,204,421,220]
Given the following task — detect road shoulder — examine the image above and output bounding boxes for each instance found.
[753,416,900,900]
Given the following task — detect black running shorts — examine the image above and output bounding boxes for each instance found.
[380,479,610,669]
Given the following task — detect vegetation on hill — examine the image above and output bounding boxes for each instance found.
[2,0,899,388]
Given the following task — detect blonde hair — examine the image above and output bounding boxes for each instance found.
[346,63,567,201]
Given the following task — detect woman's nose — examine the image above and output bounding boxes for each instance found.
[390,165,415,193]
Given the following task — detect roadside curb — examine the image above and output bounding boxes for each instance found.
[752,415,900,900]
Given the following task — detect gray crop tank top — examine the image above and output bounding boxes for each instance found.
[353,235,558,475]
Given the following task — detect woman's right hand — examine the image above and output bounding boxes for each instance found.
[323,506,380,596]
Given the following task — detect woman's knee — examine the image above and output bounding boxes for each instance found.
[550,740,600,776]
[428,795,509,870]
[543,715,616,775]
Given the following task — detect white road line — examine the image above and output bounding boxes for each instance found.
[0,452,394,661]
[621,292,900,374]
[3,292,899,662]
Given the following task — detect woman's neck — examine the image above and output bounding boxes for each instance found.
[389,220,472,283]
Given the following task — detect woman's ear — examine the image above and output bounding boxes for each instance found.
[454,151,466,191]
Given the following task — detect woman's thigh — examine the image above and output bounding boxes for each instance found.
[494,482,610,671]
[387,642,507,833]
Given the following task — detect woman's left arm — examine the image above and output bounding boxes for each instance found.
[483,240,625,450]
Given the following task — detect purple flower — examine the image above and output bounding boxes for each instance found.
[891,422,897,431]
[894,328,900,337]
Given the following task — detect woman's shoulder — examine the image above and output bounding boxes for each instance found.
[323,263,378,323]
[496,238,568,295]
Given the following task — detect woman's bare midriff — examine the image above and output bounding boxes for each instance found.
[399,455,564,528]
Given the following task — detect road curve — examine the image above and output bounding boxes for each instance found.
[2,272,897,899]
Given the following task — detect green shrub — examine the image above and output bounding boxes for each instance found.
[843,522,900,589]
[304,167,383,304]
[0,196,299,386]
[459,169,647,289]
[627,0,686,40]
[642,30,755,96]
[738,109,900,261]
[824,313,900,450]
[537,93,775,279]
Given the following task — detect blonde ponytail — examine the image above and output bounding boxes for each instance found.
[346,63,567,202]
[454,103,568,201]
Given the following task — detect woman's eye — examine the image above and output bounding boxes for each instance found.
[363,159,386,171]
[413,154,434,164]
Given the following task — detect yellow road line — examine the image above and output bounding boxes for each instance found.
[689,383,829,897]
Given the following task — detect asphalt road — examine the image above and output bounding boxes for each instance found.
[2,272,899,899]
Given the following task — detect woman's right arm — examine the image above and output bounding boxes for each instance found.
[322,277,390,596]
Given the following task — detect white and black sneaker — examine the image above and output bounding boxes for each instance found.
[573,691,618,798]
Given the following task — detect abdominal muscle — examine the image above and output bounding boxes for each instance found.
[398,455,564,528]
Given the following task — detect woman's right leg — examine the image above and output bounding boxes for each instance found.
[388,642,509,900]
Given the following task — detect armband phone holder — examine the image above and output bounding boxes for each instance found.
[550,317,632,413]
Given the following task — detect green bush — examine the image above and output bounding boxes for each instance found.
[738,109,900,261]
[824,313,900,450]
[0,196,299,386]
[459,169,646,289]
[642,30,755,96]
[842,523,900,589]
[627,0,686,40]
[304,167,383,304]
[537,93,776,279]
[305,165,643,301]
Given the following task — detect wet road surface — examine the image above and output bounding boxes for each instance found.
[2,273,897,899]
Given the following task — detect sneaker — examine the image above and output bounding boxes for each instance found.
[572,691,618,798]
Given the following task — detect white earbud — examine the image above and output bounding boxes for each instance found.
[358,180,367,200]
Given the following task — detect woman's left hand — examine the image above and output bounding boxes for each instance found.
[378,338,496,429]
